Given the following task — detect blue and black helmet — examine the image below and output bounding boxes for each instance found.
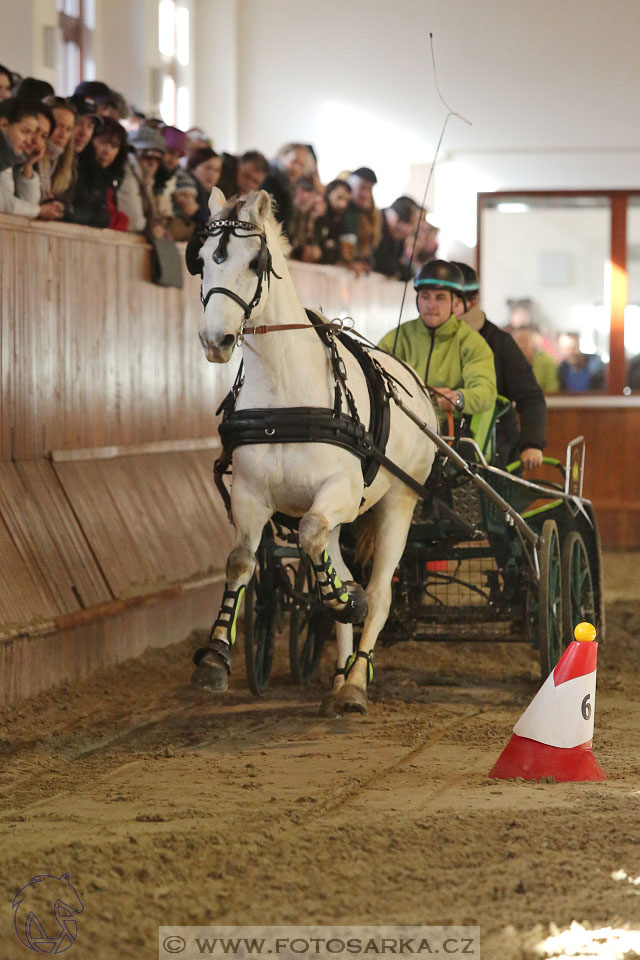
[414,259,465,295]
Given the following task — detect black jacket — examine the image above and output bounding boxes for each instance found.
[477,313,547,463]
[372,210,412,280]
[261,162,293,237]
[217,153,239,199]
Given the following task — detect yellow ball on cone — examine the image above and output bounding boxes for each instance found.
[574,621,597,642]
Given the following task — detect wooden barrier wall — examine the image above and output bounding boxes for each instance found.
[1,214,638,702]
[0,215,409,704]
[546,399,640,550]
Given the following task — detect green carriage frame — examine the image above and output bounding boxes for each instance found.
[237,407,604,697]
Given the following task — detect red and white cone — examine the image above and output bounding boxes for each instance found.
[489,622,606,782]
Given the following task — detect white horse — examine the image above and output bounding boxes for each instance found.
[190,187,438,714]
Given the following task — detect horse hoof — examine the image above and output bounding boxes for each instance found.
[334,682,368,715]
[333,582,368,624]
[190,652,229,693]
[319,690,339,717]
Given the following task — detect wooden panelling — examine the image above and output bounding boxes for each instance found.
[0,512,57,631]
[546,405,640,548]
[0,460,111,617]
[0,215,409,461]
[54,450,233,599]
[0,579,224,707]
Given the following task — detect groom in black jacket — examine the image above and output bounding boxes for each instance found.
[452,262,547,470]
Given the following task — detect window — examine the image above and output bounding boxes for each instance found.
[157,0,191,127]
[478,191,640,396]
[57,0,95,93]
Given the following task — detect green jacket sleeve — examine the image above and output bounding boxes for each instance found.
[459,328,497,415]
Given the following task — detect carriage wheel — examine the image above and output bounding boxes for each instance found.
[537,518,564,678]
[244,536,276,697]
[561,530,596,646]
[289,558,332,684]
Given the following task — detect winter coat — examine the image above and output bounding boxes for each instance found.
[378,313,497,448]
[373,210,412,280]
[261,162,293,237]
[532,351,560,394]
[67,149,128,230]
[378,314,497,414]
[0,165,41,217]
[0,129,16,174]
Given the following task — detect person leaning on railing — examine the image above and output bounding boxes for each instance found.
[0,97,63,221]
[65,115,129,230]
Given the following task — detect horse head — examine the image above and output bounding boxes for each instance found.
[191,187,280,363]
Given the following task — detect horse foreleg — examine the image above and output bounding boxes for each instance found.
[335,491,418,715]
[299,474,367,625]
[192,485,272,693]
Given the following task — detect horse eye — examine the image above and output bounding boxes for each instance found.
[249,256,259,272]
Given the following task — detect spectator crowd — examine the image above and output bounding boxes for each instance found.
[0,65,611,394]
[0,66,437,281]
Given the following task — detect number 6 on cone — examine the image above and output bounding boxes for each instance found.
[489,623,606,782]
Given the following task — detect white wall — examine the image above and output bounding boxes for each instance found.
[232,0,640,209]
[94,0,150,110]
[4,0,640,240]
[0,2,34,78]
[193,0,237,149]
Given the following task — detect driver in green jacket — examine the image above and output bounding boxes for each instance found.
[377,260,497,447]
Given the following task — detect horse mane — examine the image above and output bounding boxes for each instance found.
[220,194,292,258]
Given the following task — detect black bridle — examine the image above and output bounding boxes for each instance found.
[198,216,281,337]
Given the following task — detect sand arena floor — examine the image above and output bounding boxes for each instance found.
[1,556,639,960]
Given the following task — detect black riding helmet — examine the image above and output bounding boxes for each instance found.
[414,260,465,313]
[450,261,480,295]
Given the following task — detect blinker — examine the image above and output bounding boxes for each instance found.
[213,232,230,264]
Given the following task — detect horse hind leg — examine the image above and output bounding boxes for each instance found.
[335,491,418,716]
[192,494,272,693]
[319,529,355,717]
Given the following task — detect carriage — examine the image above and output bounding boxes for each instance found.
[232,425,604,697]
[188,187,604,714]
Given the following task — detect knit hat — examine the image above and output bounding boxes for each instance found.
[128,124,166,155]
[161,125,187,155]
[174,168,198,195]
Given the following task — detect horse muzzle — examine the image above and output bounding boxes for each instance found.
[199,331,237,363]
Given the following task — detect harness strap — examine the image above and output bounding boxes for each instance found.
[243,321,345,336]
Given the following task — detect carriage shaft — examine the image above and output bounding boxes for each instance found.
[389,388,539,548]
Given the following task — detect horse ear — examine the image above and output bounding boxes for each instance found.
[208,186,226,217]
[252,189,272,224]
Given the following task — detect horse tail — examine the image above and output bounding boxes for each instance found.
[354,512,377,570]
